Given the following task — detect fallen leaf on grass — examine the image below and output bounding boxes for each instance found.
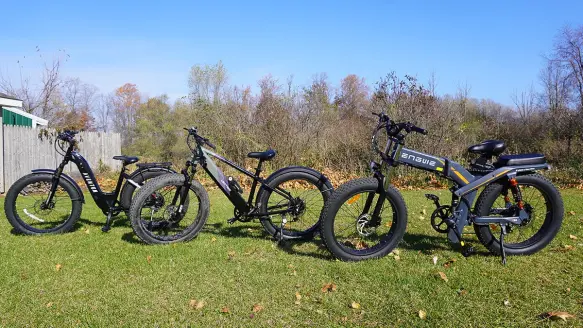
[568,211,576,216]
[569,234,577,240]
[418,310,427,320]
[211,237,217,242]
[394,255,401,261]
[385,222,392,227]
[55,264,62,272]
[503,299,510,307]
[355,241,369,250]
[350,301,361,309]
[321,283,337,293]
[540,311,576,321]
[84,228,90,234]
[457,288,468,296]
[252,304,264,313]
[443,258,457,268]
[189,299,205,309]
[437,272,448,282]
[553,245,575,252]
[432,256,438,265]
[227,251,236,260]
[295,291,301,304]
[422,209,427,215]
[220,307,230,313]
[146,256,152,263]
[46,302,53,308]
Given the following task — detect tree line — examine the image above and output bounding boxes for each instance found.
[1,26,582,186]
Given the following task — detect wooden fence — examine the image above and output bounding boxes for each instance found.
[1,125,121,193]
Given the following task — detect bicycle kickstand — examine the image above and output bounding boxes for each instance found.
[278,215,288,244]
[499,224,507,265]
[102,210,113,233]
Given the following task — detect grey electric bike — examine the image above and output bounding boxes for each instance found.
[128,127,333,244]
[320,112,564,264]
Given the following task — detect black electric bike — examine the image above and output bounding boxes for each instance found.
[128,127,334,244]
[4,130,175,234]
[320,112,564,264]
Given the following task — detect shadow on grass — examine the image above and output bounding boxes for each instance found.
[401,232,490,256]
[7,214,131,235]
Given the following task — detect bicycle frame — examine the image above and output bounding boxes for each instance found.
[45,144,140,215]
[188,146,295,217]
[371,137,549,244]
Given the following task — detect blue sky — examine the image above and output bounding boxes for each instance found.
[1,0,582,105]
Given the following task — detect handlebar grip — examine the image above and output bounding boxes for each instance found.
[412,126,428,135]
[205,140,216,150]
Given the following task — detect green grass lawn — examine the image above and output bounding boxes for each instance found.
[0,189,582,327]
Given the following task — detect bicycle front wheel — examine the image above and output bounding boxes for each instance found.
[129,174,209,244]
[320,177,408,261]
[4,173,83,234]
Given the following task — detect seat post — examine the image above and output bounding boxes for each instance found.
[255,159,264,176]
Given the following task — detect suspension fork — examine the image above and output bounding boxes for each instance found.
[363,164,389,226]
[45,161,68,206]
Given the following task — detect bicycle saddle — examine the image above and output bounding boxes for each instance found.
[247,149,276,161]
[467,140,506,157]
[113,155,139,165]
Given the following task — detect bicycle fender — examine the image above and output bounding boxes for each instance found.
[31,169,85,203]
[264,166,333,189]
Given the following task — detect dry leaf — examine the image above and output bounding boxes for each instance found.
[321,282,337,293]
[568,211,576,216]
[437,272,448,282]
[350,301,361,309]
[227,251,236,259]
[432,256,438,265]
[457,288,468,296]
[211,237,217,242]
[295,292,302,301]
[503,299,510,307]
[394,255,401,261]
[220,307,230,313]
[418,310,427,320]
[146,256,152,263]
[422,209,427,215]
[569,234,577,240]
[443,258,457,268]
[189,299,205,309]
[392,249,401,256]
[84,228,90,234]
[355,241,369,250]
[540,311,576,321]
[566,288,571,293]
[252,303,264,313]
[46,302,53,308]
[419,215,425,220]
[55,264,62,272]
[385,222,392,227]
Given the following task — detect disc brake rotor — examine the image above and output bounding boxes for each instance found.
[356,214,375,237]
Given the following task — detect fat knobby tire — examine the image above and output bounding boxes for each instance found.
[4,173,83,235]
[129,174,210,244]
[473,173,564,255]
[320,177,408,261]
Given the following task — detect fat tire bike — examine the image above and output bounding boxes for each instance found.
[129,127,334,244]
[4,130,175,234]
[320,112,564,264]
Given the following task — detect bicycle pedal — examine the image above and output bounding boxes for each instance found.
[461,244,475,258]
[425,194,439,202]
[101,225,111,233]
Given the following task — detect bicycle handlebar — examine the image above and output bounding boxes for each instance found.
[184,127,216,150]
